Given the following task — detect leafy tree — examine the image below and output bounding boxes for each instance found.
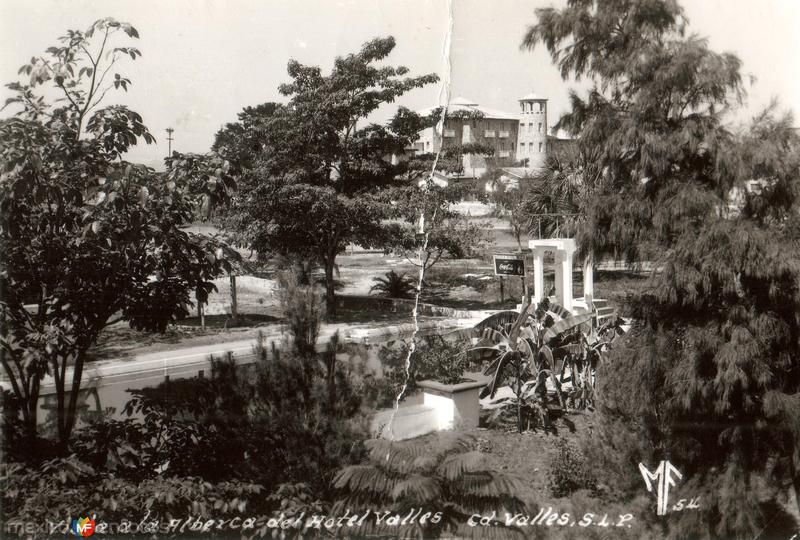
[386,182,492,273]
[212,102,281,176]
[489,174,530,250]
[525,0,800,535]
[217,37,438,319]
[165,151,243,324]
[0,19,233,447]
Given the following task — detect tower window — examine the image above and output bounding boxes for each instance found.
[539,142,543,153]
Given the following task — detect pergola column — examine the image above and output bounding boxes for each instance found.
[532,249,545,304]
[527,238,577,314]
[554,252,564,305]
[583,255,594,305]
[561,251,573,312]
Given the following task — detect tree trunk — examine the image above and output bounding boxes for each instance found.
[60,348,88,449]
[229,274,239,326]
[324,257,336,320]
[516,374,523,433]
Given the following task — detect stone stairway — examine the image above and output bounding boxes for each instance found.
[591,298,617,324]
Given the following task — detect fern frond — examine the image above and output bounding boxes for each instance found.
[331,465,397,498]
[437,451,485,481]
[391,474,442,503]
[457,471,525,499]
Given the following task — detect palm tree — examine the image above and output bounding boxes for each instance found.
[369,270,416,299]
[523,142,604,239]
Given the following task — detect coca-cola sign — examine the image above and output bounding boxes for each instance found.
[493,254,525,276]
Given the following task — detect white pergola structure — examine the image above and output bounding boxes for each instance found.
[528,238,593,313]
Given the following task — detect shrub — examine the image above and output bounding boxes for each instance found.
[0,456,271,534]
[370,334,475,407]
[277,270,324,357]
[546,438,597,498]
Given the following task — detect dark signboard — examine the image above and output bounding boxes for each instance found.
[493,254,525,276]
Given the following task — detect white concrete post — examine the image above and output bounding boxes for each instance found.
[583,255,594,302]
[561,252,573,312]
[554,251,564,306]
[533,249,545,304]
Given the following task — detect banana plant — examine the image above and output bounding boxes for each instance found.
[548,314,628,411]
[469,293,596,432]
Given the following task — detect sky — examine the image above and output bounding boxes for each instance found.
[2,0,798,169]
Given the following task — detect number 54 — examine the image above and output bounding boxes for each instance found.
[672,497,701,511]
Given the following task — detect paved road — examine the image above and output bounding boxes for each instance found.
[3,314,495,396]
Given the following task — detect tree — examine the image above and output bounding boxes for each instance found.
[0,19,233,447]
[386,182,492,273]
[164,151,242,325]
[524,0,800,535]
[218,37,438,319]
[488,173,529,251]
[212,102,281,176]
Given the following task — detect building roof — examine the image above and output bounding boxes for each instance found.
[418,96,518,120]
[519,92,548,101]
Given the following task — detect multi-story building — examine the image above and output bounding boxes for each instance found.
[411,92,550,178]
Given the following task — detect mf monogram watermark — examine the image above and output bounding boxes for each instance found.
[638,460,683,516]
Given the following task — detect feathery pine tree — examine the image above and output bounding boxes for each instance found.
[524,0,800,537]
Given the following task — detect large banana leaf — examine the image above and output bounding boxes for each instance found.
[472,310,525,334]
[480,350,519,399]
[541,312,594,343]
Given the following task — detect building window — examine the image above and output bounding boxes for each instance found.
[538,142,543,153]
[528,142,533,152]
[520,142,524,152]
[539,103,545,113]
[538,123,542,133]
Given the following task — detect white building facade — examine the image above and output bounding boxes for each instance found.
[413,92,550,177]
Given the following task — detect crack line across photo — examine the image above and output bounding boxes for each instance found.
[385,0,454,442]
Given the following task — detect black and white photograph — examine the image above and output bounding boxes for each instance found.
[1,0,799,538]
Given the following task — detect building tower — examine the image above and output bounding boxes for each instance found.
[517,92,548,169]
